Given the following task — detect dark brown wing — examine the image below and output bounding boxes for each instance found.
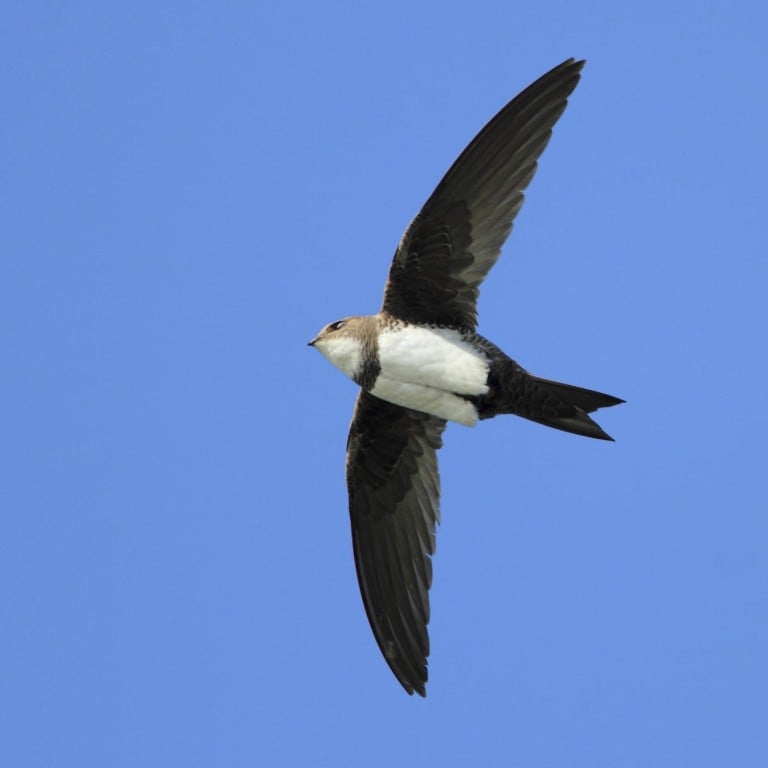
[382,58,584,331]
[346,389,446,696]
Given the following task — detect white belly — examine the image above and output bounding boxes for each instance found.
[371,376,479,426]
[371,326,489,426]
[377,326,490,395]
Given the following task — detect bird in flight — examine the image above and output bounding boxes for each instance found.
[309,58,623,696]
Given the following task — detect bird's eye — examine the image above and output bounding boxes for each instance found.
[329,320,346,332]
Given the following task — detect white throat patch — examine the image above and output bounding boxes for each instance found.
[314,334,363,380]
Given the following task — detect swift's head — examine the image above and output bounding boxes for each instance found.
[309,316,375,381]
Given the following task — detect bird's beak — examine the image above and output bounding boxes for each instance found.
[307,337,318,347]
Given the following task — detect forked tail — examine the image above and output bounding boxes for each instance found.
[522,375,624,440]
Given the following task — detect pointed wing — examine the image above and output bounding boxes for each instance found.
[346,389,446,696]
[382,58,584,331]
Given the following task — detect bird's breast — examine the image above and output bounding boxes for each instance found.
[376,325,490,395]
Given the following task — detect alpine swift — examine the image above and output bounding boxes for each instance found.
[309,58,623,696]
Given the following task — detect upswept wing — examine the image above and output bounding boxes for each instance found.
[382,58,584,331]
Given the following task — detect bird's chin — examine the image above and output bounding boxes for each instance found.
[309,339,330,360]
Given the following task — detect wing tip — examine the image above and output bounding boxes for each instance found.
[400,675,428,697]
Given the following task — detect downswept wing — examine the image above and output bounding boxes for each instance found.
[346,390,446,696]
[382,58,584,331]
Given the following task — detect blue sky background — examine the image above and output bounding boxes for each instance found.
[3,2,767,766]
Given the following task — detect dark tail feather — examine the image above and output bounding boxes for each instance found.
[525,375,624,441]
[530,376,625,414]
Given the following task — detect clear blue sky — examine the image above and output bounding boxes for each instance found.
[3,2,767,766]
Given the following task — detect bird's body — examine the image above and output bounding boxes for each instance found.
[309,58,624,696]
[312,315,620,437]
[314,316,490,425]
